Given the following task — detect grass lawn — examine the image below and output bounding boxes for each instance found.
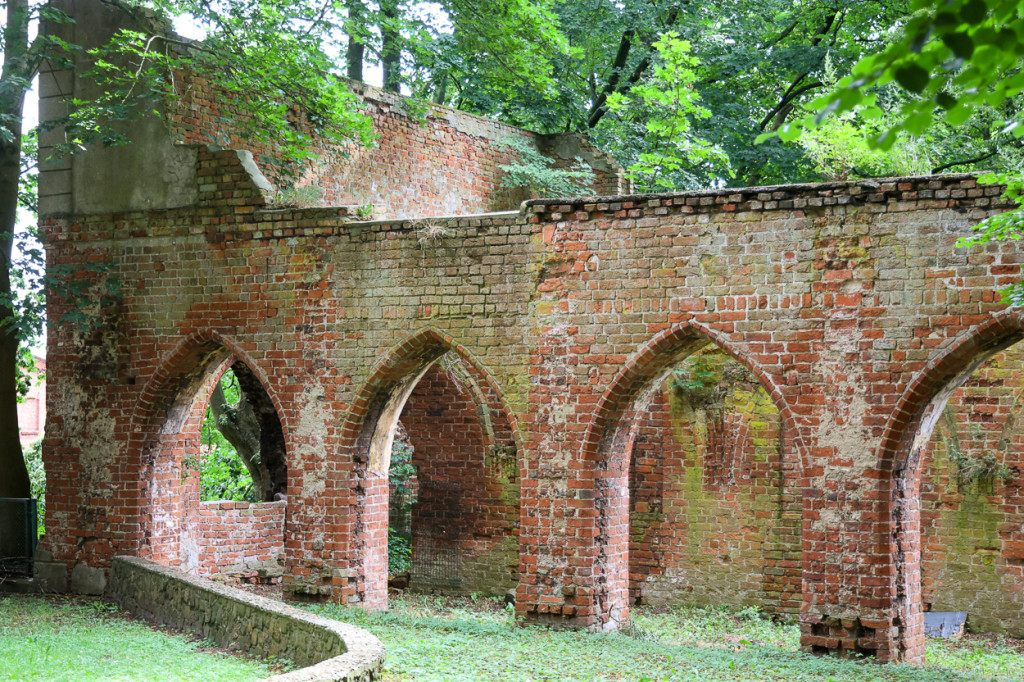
[0,594,279,681]
[306,594,1024,682]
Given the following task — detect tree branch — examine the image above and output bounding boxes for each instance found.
[586,7,681,129]
[759,80,823,130]
[208,375,268,499]
[932,149,999,174]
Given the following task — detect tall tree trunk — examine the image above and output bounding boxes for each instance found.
[208,377,270,502]
[346,0,366,82]
[0,0,31,499]
[380,0,401,93]
[432,73,448,104]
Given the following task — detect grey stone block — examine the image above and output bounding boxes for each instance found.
[35,561,68,592]
[71,563,106,595]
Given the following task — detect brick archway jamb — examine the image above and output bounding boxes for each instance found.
[879,309,1024,477]
[576,319,798,630]
[876,307,1024,662]
[336,326,525,610]
[123,329,289,557]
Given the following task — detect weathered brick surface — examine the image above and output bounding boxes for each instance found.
[918,345,1024,636]
[41,134,1024,665]
[166,68,623,219]
[188,500,285,580]
[401,362,518,596]
[629,348,801,613]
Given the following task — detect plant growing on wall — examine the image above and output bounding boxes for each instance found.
[389,435,417,576]
[944,439,1013,493]
[671,353,726,409]
[496,137,595,198]
[671,351,753,411]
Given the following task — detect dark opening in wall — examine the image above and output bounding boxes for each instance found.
[385,354,519,597]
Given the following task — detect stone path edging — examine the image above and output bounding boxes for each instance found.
[109,556,385,681]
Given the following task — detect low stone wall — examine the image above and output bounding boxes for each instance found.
[109,556,384,681]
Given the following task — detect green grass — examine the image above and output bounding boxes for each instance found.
[0,595,277,681]
[305,595,1024,682]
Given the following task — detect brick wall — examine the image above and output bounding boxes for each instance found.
[41,139,1024,663]
[188,500,286,580]
[919,344,1024,636]
[400,362,518,596]
[37,0,623,221]
[18,356,45,445]
[629,348,801,613]
[167,75,625,219]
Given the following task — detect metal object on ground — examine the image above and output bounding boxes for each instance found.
[0,498,37,578]
[924,611,967,638]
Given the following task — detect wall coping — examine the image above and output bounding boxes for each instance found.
[522,172,988,209]
[198,499,286,511]
[41,168,1015,250]
[109,556,384,682]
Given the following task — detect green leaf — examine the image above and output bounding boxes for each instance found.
[895,63,931,93]
[778,123,802,142]
[941,31,974,59]
[935,92,958,109]
[960,0,989,23]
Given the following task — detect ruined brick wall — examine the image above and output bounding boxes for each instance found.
[42,153,1024,664]
[187,501,286,580]
[919,344,1024,636]
[168,78,624,218]
[38,0,624,220]
[629,348,801,613]
[400,363,518,596]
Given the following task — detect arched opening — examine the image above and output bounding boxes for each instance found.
[629,347,798,612]
[916,343,1024,636]
[196,360,288,504]
[346,330,520,608]
[882,311,1024,661]
[397,357,518,595]
[582,323,797,629]
[133,337,288,583]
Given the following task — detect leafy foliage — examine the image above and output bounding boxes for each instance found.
[198,373,257,503]
[388,527,412,576]
[389,435,416,576]
[63,3,377,185]
[795,0,1024,149]
[943,438,1013,492]
[672,350,755,410]
[958,174,1024,305]
[24,438,45,536]
[390,437,417,509]
[604,32,730,191]
[496,137,595,198]
[672,353,727,408]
